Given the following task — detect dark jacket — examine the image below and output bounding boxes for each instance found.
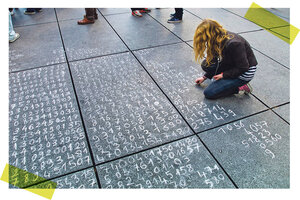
[202,31,258,79]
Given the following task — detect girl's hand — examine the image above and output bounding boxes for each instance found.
[213,73,223,80]
[195,76,206,84]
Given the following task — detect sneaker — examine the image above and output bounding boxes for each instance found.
[9,33,20,43]
[24,10,36,15]
[167,16,182,23]
[239,83,253,94]
[132,10,142,17]
[140,8,151,13]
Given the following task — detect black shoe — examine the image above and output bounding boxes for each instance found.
[24,9,36,15]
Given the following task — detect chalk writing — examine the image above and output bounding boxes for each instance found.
[97,136,233,188]
[217,120,282,159]
[134,48,240,132]
[9,64,92,181]
[71,53,193,163]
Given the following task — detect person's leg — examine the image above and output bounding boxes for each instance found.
[175,8,183,20]
[168,8,183,23]
[92,8,98,19]
[203,78,248,99]
[85,8,96,20]
[9,11,20,43]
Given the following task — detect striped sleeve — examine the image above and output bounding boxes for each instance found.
[238,65,257,81]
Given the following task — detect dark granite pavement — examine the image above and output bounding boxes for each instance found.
[9,8,290,189]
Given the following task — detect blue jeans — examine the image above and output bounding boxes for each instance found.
[9,11,16,41]
[204,78,248,99]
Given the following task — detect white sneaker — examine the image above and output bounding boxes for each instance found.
[9,33,20,43]
[132,10,142,17]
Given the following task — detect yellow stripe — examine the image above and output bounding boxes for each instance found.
[1,164,57,200]
[244,2,299,44]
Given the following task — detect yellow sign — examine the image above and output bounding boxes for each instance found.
[245,2,299,44]
[1,164,56,199]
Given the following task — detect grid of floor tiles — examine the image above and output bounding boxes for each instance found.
[9,8,290,189]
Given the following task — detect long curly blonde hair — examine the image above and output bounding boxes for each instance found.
[193,19,232,65]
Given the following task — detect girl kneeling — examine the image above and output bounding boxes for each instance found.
[194,19,258,99]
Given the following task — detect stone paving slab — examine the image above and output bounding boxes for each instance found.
[105,13,181,50]
[134,43,267,133]
[250,50,290,107]
[239,30,289,68]
[148,8,202,41]
[9,64,93,184]
[59,16,128,61]
[9,22,65,72]
[273,104,290,123]
[70,52,193,164]
[98,8,131,16]
[55,8,86,21]
[96,136,235,188]
[185,8,262,33]
[199,110,290,188]
[11,8,57,27]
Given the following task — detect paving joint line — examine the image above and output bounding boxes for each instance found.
[270,102,290,109]
[22,165,95,189]
[196,108,270,136]
[223,8,290,31]
[194,134,239,188]
[145,12,193,47]
[9,61,68,74]
[183,9,204,21]
[267,24,291,29]
[251,47,290,70]
[14,20,58,28]
[98,8,239,188]
[265,29,290,39]
[270,102,290,125]
[67,50,130,63]
[237,29,265,35]
[54,8,102,189]
[131,41,184,52]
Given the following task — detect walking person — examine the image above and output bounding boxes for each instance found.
[78,8,98,25]
[194,19,258,99]
[9,10,20,43]
[168,8,183,23]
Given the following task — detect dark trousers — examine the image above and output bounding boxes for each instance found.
[85,8,97,20]
[202,63,248,99]
[175,8,183,20]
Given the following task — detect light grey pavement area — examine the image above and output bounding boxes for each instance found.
[9,8,290,189]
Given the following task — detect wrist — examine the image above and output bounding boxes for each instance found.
[203,76,207,80]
